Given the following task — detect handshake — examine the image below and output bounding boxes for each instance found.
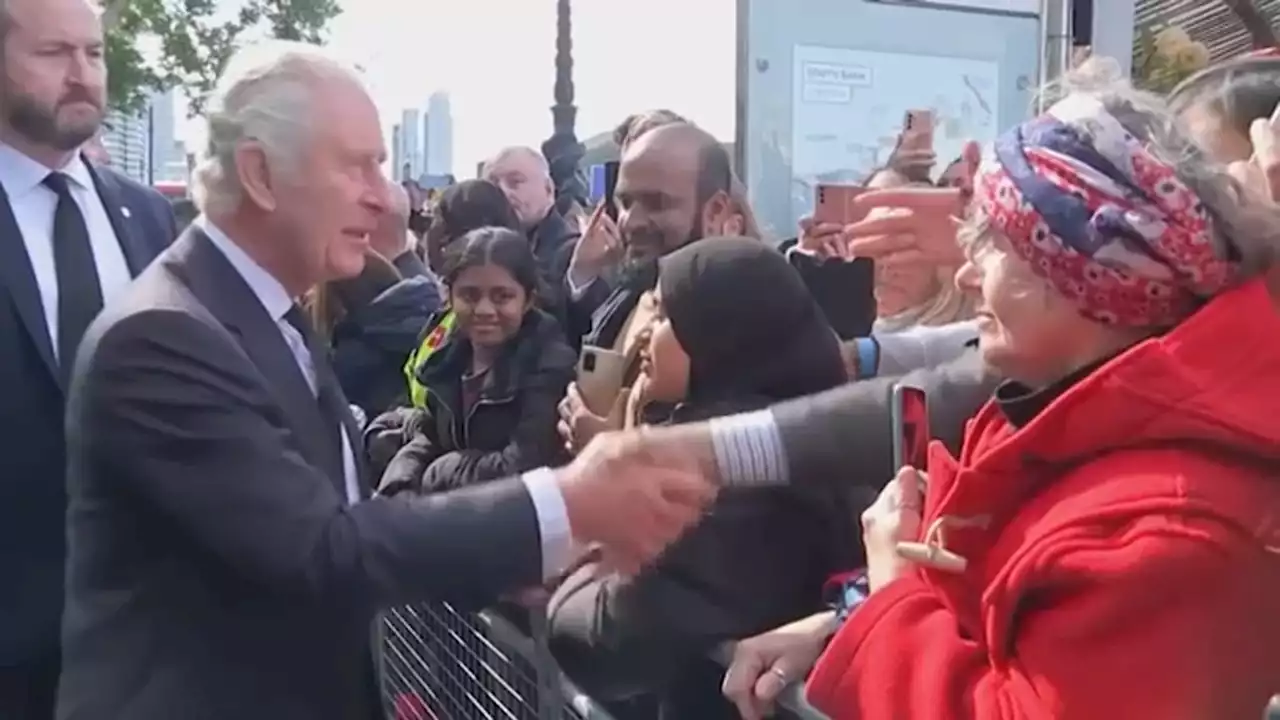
[549,424,721,574]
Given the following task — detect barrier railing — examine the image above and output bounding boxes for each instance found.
[376,601,616,720]
[376,602,828,720]
[377,604,1279,720]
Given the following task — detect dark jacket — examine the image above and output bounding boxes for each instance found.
[331,276,442,417]
[777,238,877,340]
[0,161,175,667]
[379,309,576,495]
[391,249,431,280]
[59,229,545,720]
[529,209,580,333]
[547,237,854,718]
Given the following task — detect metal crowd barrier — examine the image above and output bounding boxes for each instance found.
[377,603,1279,720]
[376,601,826,720]
[376,601,615,720]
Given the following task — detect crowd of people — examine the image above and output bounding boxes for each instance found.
[2,0,1280,719]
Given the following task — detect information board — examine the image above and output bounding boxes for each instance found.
[791,45,1001,187]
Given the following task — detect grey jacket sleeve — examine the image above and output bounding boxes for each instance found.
[771,348,998,492]
[80,309,545,611]
[873,320,980,377]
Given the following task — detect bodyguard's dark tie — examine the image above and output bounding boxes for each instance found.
[43,172,103,376]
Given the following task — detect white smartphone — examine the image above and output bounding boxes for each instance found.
[576,345,629,415]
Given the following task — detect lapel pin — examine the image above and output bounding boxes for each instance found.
[121,207,132,219]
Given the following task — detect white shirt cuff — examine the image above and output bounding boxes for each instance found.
[708,409,790,487]
[520,467,575,580]
[785,245,817,261]
[566,273,599,301]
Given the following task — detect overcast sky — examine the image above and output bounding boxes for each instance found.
[180,0,737,177]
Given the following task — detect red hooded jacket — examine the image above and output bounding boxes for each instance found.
[807,278,1280,719]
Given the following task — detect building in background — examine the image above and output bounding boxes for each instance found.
[99,90,186,185]
[100,108,148,182]
[391,123,404,180]
[424,92,453,176]
[148,89,188,184]
[421,111,431,176]
[399,108,422,179]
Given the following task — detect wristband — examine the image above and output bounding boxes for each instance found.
[854,337,880,379]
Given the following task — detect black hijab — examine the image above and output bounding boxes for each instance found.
[657,236,846,408]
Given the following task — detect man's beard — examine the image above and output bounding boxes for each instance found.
[619,217,705,281]
[2,82,104,151]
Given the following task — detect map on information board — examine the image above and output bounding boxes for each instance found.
[791,44,1001,195]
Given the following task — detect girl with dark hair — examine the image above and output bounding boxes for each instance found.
[375,227,575,495]
[423,179,523,271]
[548,237,853,719]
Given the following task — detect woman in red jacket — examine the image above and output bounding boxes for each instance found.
[804,65,1280,719]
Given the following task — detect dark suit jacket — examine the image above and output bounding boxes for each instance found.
[58,228,545,720]
[774,348,1000,497]
[0,162,175,666]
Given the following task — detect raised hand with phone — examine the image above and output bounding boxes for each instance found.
[889,109,938,184]
[859,384,932,592]
[568,202,623,292]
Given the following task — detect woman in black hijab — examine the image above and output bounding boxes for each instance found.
[548,236,854,720]
[640,235,846,419]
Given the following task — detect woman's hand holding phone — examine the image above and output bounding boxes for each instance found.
[861,466,926,592]
[796,216,851,261]
[842,187,966,267]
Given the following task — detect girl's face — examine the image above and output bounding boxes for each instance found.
[450,263,532,351]
[639,289,691,403]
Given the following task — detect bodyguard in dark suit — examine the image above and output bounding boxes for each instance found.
[0,1,177,717]
[57,41,714,720]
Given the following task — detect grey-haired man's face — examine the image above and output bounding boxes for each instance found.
[1,0,107,151]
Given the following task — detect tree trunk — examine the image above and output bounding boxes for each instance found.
[1222,0,1278,49]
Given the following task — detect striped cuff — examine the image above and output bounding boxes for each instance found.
[708,410,789,487]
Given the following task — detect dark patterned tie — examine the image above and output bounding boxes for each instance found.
[44,172,103,377]
[283,304,349,488]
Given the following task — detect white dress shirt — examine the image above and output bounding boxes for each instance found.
[200,219,363,505]
[198,220,574,577]
[0,143,132,362]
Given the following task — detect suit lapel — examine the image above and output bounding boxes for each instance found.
[172,230,347,494]
[87,162,150,275]
[0,181,59,385]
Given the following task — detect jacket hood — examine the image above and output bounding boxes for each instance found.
[334,276,442,354]
[964,277,1280,475]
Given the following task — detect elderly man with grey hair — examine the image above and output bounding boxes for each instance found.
[483,145,580,322]
[58,40,717,720]
[370,179,433,279]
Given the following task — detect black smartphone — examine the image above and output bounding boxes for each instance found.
[890,383,930,475]
[603,160,620,222]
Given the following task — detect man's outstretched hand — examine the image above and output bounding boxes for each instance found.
[554,426,720,574]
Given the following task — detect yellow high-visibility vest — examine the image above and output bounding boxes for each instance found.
[403,310,457,408]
